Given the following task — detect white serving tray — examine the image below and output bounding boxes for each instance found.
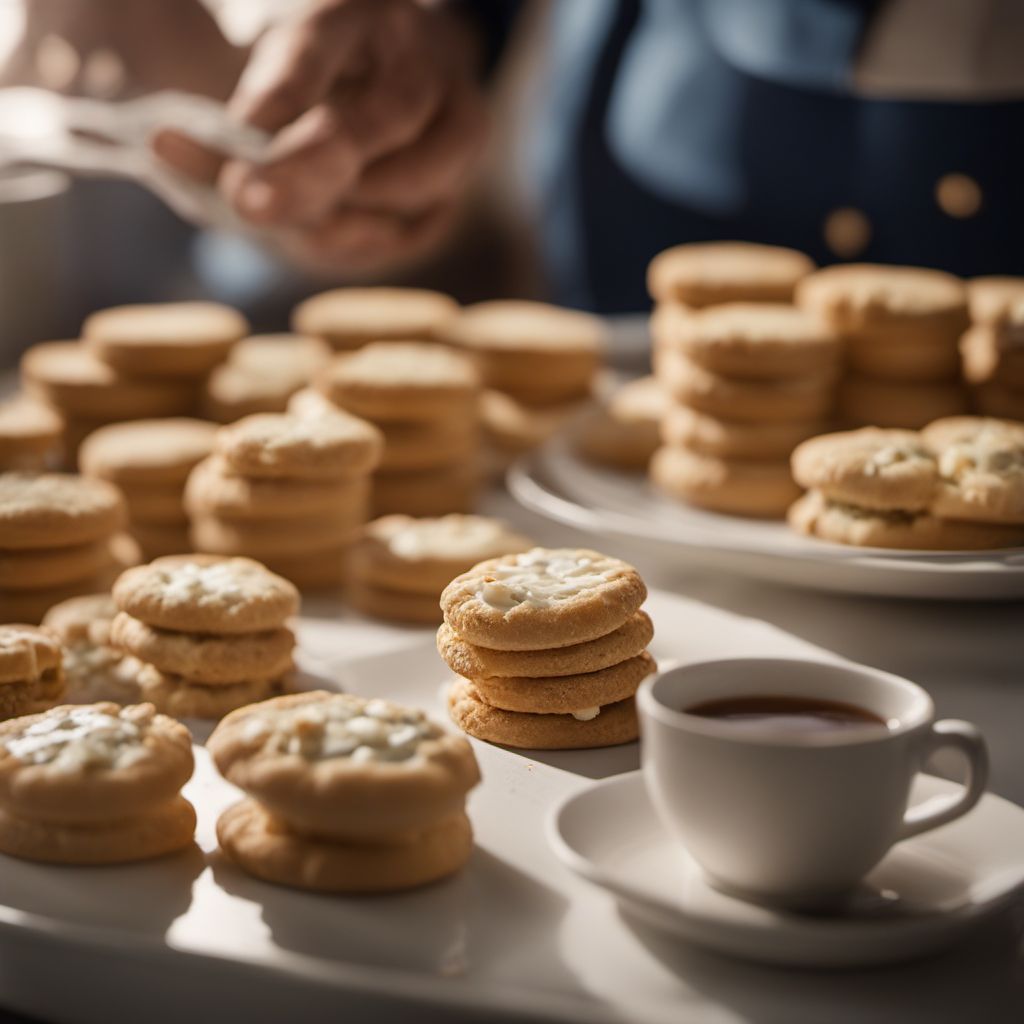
[508,439,1024,601]
[0,591,1019,1024]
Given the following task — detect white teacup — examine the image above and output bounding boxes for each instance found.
[637,658,989,908]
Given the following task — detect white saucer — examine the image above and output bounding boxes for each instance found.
[549,771,1024,969]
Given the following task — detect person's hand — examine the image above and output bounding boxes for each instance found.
[155,0,489,274]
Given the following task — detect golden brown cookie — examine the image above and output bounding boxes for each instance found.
[113,554,299,634]
[437,611,653,680]
[648,242,814,307]
[217,798,473,892]
[0,624,62,684]
[83,302,247,377]
[0,473,125,549]
[372,464,480,518]
[128,521,192,561]
[376,415,480,473]
[208,691,480,842]
[79,418,216,485]
[441,548,646,651]
[255,548,349,592]
[21,341,198,419]
[0,702,193,824]
[0,538,117,591]
[480,389,578,455]
[136,664,283,719]
[292,287,459,350]
[316,342,479,422]
[790,427,937,511]
[0,576,116,627]
[0,395,62,471]
[846,323,962,382]
[191,514,361,559]
[115,482,188,526]
[788,490,1024,550]
[651,446,801,518]
[838,375,969,429]
[576,376,669,471]
[661,405,826,460]
[448,676,638,749]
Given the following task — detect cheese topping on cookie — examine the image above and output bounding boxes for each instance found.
[160,561,246,605]
[387,515,519,561]
[478,549,615,610]
[244,695,441,763]
[864,444,931,475]
[4,704,154,771]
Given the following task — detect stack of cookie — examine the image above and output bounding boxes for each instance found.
[0,701,196,865]
[314,342,481,516]
[797,264,970,429]
[441,548,655,749]
[0,473,127,624]
[292,286,459,351]
[202,334,333,422]
[110,554,300,719]
[79,419,217,561]
[348,514,532,625]
[209,690,480,893]
[0,395,63,472]
[651,303,840,516]
[576,375,670,472]
[185,412,382,589]
[963,277,1024,422]
[789,420,1024,549]
[0,624,66,721]
[444,300,605,468]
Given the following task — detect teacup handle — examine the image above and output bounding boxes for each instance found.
[898,720,989,840]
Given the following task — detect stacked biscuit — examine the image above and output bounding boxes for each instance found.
[441,548,655,749]
[576,375,670,472]
[185,412,382,589]
[202,334,333,422]
[651,302,840,517]
[348,514,532,625]
[292,286,459,351]
[0,473,127,624]
[0,701,196,864]
[0,625,66,721]
[0,395,63,472]
[110,554,300,719]
[798,264,970,429]
[444,301,606,468]
[313,342,481,517]
[789,418,1024,549]
[79,419,217,561]
[963,277,1024,421]
[21,302,246,465]
[209,690,480,893]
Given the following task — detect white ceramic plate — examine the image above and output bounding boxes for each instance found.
[0,592,1019,1024]
[550,771,1024,969]
[508,438,1024,600]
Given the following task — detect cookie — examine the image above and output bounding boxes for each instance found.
[191,515,361,559]
[292,287,459,350]
[480,389,577,455]
[202,334,333,422]
[443,300,603,404]
[29,668,67,714]
[0,473,125,549]
[656,347,835,422]
[376,416,480,473]
[208,690,480,842]
[838,375,969,429]
[652,302,841,379]
[0,794,196,864]
[0,624,62,684]
[286,387,341,421]
[316,342,479,422]
[961,323,1024,391]
[0,395,62,471]
[647,242,814,307]
[790,428,937,511]
[115,482,188,525]
[0,702,193,824]
[920,416,1024,451]
[21,341,198,419]
[350,514,533,596]
[136,663,283,719]
[0,538,117,591]
[113,554,299,634]
[470,650,656,715]
[79,418,216,485]
[258,547,348,592]
[441,548,646,651]
[42,593,116,648]
[82,302,247,377]
[448,676,638,749]
[217,798,472,892]
[0,576,117,627]
[796,264,969,333]
[0,682,37,720]
[845,324,962,382]
[110,612,294,685]
[184,456,368,522]
[437,611,653,680]
[346,583,443,626]
[214,412,383,481]
[372,464,480,518]
[789,490,1024,550]
[967,276,1024,326]
[128,521,192,561]
[661,405,826,460]
[576,376,668,470]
